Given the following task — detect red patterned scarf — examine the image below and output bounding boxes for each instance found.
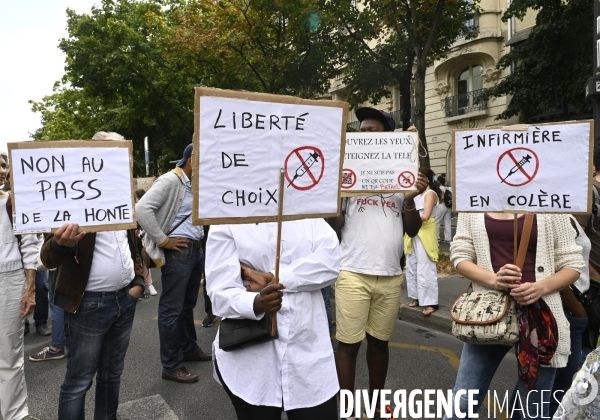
[516,298,558,390]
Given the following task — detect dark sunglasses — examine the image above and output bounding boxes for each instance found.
[0,163,7,170]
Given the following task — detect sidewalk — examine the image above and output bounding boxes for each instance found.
[399,227,466,332]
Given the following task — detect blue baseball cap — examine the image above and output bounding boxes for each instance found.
[176,143,193,167]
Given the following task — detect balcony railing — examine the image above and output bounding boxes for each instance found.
[346,109,409,132]
[444,89,488,118]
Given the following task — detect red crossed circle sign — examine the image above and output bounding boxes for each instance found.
[341,168,357,189]
[284,146,325,191]
[497,147,540,187]
[398,171,416,188]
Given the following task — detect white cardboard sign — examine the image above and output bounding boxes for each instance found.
[341,132,419,195]
[453,121,593,213]
[193,88,348,224]
[8,141,136,233]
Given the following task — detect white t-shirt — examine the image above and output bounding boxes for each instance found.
[86,231,135,292]
[340,194,405,276]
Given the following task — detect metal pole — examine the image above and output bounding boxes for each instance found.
[144,136,149,176]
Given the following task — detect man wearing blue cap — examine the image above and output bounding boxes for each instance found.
[137,143,212,384]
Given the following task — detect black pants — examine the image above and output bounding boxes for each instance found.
[216,361,338,420]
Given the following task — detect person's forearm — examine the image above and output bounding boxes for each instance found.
[25,269,35,292]
[535,268,580,296]
[403,198,422,237]
[589,264,600,281]
[456,260,497,289]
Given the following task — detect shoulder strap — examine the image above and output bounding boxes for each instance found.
[515,214,535,270]
[166,214,191,236]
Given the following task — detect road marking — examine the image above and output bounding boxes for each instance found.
[118,394,178,419]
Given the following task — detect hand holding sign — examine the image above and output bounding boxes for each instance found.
[54,223,86,247]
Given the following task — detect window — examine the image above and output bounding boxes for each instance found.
[445,64,487,118]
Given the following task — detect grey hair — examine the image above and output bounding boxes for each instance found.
[92,131,125,141]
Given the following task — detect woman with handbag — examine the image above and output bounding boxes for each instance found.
[205,219,340,420]
[445,212,584,419]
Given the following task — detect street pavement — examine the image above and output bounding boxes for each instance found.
[18,262,519,420]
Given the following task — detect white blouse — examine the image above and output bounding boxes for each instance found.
[205,218,340,409]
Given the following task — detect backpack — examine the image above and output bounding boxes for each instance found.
[443,188,452,209]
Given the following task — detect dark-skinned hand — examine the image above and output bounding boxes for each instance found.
[241,264,274,292]
[253,283,285,315]
[405,173,429,201]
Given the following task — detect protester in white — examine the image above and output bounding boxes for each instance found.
[405,167,441,316]
[435,174,452,243]
[206,219,340,419]
[0,151,38,420]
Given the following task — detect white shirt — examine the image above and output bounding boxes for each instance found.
[340,194,405,276]
[205,219,340,410]
[86,231,135,292]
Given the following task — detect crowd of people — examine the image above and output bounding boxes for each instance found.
[0,108,599,420]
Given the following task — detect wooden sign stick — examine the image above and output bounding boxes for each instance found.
[513,213,518,265]
[271,168,285,336]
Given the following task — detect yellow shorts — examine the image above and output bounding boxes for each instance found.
[335,270,403,343]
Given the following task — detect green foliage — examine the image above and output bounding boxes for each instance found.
[31,0,338,175]
[325,0,480,143]
[487,0,593,122]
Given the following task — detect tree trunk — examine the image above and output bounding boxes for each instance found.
[399,51,415,131]
[414,56,430,168]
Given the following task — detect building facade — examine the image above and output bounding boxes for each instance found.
[328,0,538,185]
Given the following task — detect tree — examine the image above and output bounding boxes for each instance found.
[326,0,480,166]
[173,0,339,97]
[31,0,209,175]
[486,0,593,122]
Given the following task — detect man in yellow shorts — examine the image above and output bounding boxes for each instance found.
[328,108,427,419]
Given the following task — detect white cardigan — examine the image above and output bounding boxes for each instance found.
[450,213,585,368]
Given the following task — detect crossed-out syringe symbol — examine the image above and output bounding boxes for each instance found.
[500,154,532,184]
[287,151,321,188]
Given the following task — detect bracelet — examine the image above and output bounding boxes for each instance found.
[404,204,416,211]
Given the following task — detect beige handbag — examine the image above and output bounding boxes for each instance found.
[450,214,534,345]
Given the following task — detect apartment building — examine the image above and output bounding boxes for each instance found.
[328,0,538,184]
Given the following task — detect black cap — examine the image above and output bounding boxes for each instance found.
[355,107,396,131]
[176,143,193,167]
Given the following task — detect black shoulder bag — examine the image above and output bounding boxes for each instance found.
[218,312,278,352]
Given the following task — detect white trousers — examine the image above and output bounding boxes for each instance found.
[406,237,439,306]
[0,269,28,420]
[435,205,452,241]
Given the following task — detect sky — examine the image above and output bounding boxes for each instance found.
[0,0,100,154]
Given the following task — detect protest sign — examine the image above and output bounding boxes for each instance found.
[341,132,419,196]
[193,87,348,225]
[453,121,593,214]
[134,177,155,192]
[8,141,136,233]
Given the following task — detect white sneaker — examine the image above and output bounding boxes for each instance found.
[148,285,158,296]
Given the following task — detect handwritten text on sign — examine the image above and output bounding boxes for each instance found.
[197,95,344,221]
[10,146,134,232]
[342,132,419,193]
[453,122,592,213]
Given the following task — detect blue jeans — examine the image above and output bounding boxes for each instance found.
[321,286,333,334]
[443,343,557,419]
[159,246,203,371]
[49,285,66,348]
[33,270,49,326]
[58,289,137,420]
[550,314,588,416]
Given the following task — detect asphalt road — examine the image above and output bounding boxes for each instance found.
[18,269,518,420]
